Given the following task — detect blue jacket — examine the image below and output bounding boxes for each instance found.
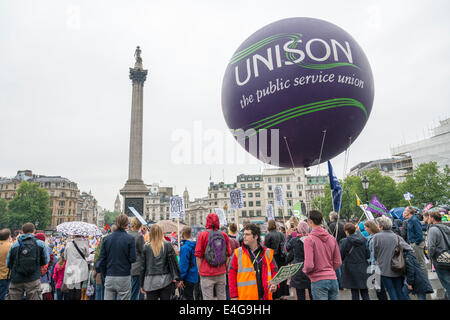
[179,239,199,284]
[6,234,50,284]
[97,229,136,277]
[406,215,424,245]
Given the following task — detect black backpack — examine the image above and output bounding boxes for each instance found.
[15,237,40,277]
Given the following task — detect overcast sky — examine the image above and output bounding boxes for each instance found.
[1,0,449,211]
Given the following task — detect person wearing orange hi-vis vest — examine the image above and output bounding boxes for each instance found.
[228,223,278,300]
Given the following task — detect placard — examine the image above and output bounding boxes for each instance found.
[274,186,284,207]
[214,208,227,226]
[266,204,275,221]
[169,196,185,219]
[269,263,303,285]
[229,189,244,209]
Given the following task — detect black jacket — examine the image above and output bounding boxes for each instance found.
[339,233,370,289]
[285,235,311,289]
[97,229,136,277]
[328,221,347,243]
[264,230,286,266]
[404,250,434,295]
[140,242,180,287]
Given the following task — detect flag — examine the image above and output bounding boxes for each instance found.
[367,194,391,218]
[104,223,110,232]
[404,191,414,201]
[328,161,343,212]
[424,204,434,211]
[356,194,362,206]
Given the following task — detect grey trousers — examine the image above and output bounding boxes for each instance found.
[200,274,226,300]
[104,276,131,300]
[7,279,42,300]
[412,242,428,279]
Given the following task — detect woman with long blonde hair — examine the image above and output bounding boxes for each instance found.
[140,225,181,300]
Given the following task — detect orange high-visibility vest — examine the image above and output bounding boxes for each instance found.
[234,246,274,300]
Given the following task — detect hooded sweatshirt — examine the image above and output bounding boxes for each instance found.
[302,227,342,283]
[194,213,232,276]
[427,223,450,263]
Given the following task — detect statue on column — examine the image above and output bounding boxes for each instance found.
[135,46,142,63]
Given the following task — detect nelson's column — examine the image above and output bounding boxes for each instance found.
[120,46,149,216]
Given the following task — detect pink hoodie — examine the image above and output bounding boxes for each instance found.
[52,262,66,289]
[302,227,342,283]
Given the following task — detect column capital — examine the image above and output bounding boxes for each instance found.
[129,68,148,83]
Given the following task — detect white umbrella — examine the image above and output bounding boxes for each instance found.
[56,221,103,237]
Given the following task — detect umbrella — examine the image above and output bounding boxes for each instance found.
[56,221,103,237]
[390,207,405,220]
[155,220,178,233]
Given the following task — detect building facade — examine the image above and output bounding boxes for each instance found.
[0,170,80,229]
[305,175,328,212]
[262,168,307,220]
[391,118,450,172]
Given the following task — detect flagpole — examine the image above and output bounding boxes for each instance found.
[177,217,180,249]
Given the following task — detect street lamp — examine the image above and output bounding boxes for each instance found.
[361,176,370,203]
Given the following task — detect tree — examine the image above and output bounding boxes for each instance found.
[104,210,121,226]
[0,198,8,229]
[311,169,402,222]
[398,162,450,207]
[7,181,50,231]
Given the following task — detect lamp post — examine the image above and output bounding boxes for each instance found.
[361,176,370,203]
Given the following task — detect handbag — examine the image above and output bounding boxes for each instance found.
[86,271,95,296]
[433,227,450,270]
[391,235,406,274]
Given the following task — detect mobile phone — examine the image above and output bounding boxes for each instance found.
[290,223,294,228]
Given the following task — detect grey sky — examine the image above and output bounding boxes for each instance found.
[1,0,449,211]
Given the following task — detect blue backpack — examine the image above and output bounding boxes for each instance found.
[204,230,227,267]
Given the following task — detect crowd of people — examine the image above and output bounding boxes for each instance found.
[0,206,449,301]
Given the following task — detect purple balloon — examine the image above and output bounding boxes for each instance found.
[221,17,374,168]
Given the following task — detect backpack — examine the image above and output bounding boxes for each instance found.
[16,237,40,277]
[433,226,450,270]
[204,230,227,267]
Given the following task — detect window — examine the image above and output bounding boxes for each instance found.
[248,183,252,188]
[276,177,282,183]
[255,192,260,197]
[249,201,254,207]
[298,191,303,197]
[224,192,227,197]
[256,201,261,206]
[256,210,262,216]
[278,209,283,217]
[214,193,217,198]
[268,192,273,198]
[287,184,291,190]
[288,200,292,206]
[268,185,272,191]
[255,183,260,188]
[50,201,53,207]
[249,210,254,217]
[297,184,303,190]
[241,184,245,189]
[59,201,65,207]
[243,193,246,198]
[248,192,253,197]
[286,177,290,182]
[286,192,292,198]
[248,177,253,181]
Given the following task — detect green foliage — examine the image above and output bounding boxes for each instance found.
[104,210,121,226]
[311,168,402,222]
[0,198,8,228]
[6,181,50,231]
[398,162,449,206]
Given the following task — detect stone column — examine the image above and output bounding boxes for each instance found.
[120,47,149,216]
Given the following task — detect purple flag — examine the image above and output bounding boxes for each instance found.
[367,194,391,218]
